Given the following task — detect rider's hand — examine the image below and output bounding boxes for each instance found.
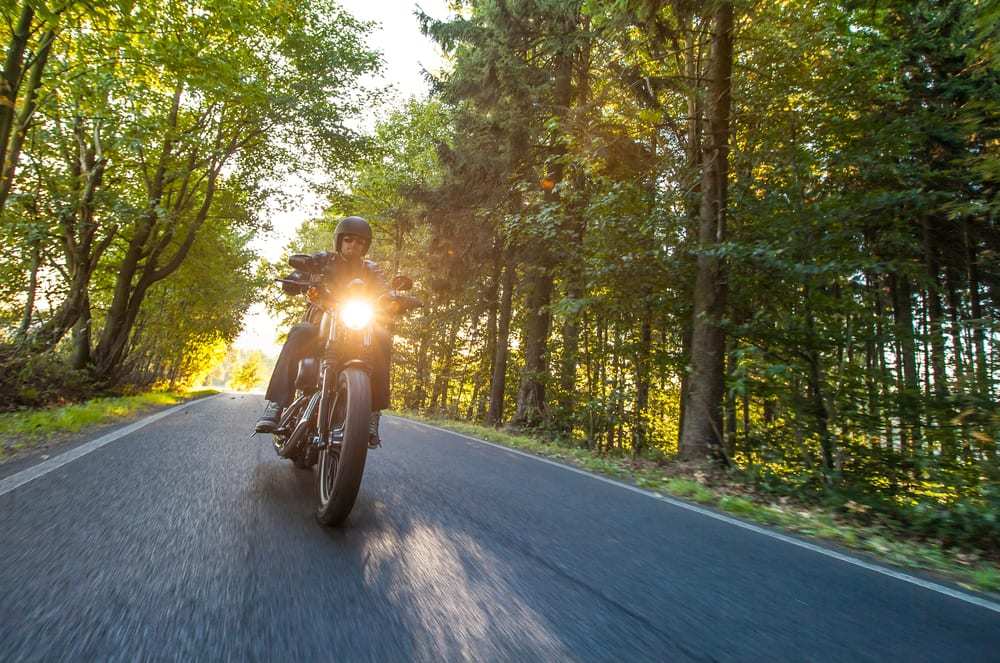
[281,270,309,295]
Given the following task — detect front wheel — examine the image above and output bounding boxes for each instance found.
[316,367,370,526]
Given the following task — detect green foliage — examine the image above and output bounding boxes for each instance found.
[315,0,1000,555]
[665,479,717,504]
[972,567,1000,592]
[125,214,267,388]
[718,495,757,516]
[228,351,266,392]
[0,351,95,410]
[905,485,1000,550]
[0,0,380,402]
[0,389,216,450]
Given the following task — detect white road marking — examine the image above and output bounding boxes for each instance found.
[0,395,220,498]
[388,415,1000,615]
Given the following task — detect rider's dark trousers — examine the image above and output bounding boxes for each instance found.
[264,323,391,411]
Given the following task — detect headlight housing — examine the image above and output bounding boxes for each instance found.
[340,299,374,330]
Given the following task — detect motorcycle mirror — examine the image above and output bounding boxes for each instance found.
[391,275,413,291]
[288,254,314,271]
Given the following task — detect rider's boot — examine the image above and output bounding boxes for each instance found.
[255,401,283,433]
[368,410,381,448]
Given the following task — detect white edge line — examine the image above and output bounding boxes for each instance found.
[0,394,221,498]
[387,414,1000,616]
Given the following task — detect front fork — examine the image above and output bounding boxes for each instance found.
[316,364,338,448]
[315,316,374,449]
[315,359,372,449]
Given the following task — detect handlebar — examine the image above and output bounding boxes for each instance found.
[380,292,422,313]
[274,277,423,316]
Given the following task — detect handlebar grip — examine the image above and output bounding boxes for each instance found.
[377,292,422,315]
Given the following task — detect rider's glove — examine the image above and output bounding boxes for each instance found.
[281,270,309,295]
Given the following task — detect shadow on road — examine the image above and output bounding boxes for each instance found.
[243,452,699,661]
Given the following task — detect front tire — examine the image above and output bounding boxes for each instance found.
[316,367,370,526]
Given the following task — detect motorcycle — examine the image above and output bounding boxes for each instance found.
[269,257,421,526]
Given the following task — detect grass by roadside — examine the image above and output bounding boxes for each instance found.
[392,410,1000,596]
[0,389,218,461]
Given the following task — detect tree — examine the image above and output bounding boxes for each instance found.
[229,351,265,392]
[678,1,734,462]
[0,0,380,398]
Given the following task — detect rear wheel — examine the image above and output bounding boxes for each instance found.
[316,367,370,526]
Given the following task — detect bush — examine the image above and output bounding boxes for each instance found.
[228,351,265,392]
[904,486,1000,551]
[0,348,97,411]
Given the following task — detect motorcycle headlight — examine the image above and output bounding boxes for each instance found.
[340,299,374,330]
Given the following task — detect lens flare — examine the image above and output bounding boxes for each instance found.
[341,299,374,330]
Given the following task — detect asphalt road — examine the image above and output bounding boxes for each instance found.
[1,393,998,662]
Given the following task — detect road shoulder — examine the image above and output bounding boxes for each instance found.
[388,411,1000,603]
[0,391,221,481]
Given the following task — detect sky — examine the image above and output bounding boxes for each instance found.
[233,1,450,356]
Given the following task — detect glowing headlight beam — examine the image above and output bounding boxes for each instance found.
[340,299,374,330]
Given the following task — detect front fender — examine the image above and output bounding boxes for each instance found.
[340,358,371,373]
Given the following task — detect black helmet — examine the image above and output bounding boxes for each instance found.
[334,216,372,253]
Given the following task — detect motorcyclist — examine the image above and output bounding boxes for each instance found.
[255,216,391,446]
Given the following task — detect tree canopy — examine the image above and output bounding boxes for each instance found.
[0,0,379,395]
[280,0,999,550]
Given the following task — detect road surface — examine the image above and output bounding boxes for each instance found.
[1,393,998,661]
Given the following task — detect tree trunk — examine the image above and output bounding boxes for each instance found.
[633,304,653,456]
[556,18,591,433]
[0,28,54,211]
[478,239,501,420]
[890,272,922,449]
[70,294,92,370]
[676,25,704,453]
[429,319,459,412]
[512,265,554,427]
[677,326,692,449]
[408,317,433,410]
[678,2,733,462]
[20,113,85,350]
[92,84,184,379]
[966,224,989,397]
[16,238,40,339]
[921,218,948,398]
[724,338,738,459]
[94,164,219,380]
[805,296,835,476]
[944,264,965,390]
[486,257,515,426]
[0,2,33,179]
[558,280,583,428]
[22,120,109,355]
[511,8,576,428]
[583,314,595,447]
[864,272,881,441]
[741,389,750,448]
